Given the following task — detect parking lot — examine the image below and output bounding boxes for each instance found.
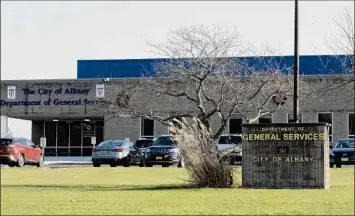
[2,163,352,169]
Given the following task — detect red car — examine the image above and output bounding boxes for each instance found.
[0,137,43,167]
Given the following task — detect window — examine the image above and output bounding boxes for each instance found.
[95,121,104,145]
[229,114,242,134]
[25,139,35,147]
[32,121,44,145]
[141,117,154,138]
[70,121,82,147]
[57,122,69,147]
[134,139,153,148]
[44,122,57,147]
[83,122,95,147]
[317,113,333,142]
[218,135,242,144]
[98,141,123,147]
[152,136,176,146]
[287,113,303,123]
[15,139,26,146]
[349,113,355,138]
[335,139,354,148]
[259,114,272,123]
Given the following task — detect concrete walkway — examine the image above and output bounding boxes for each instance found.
[43,156,92,165]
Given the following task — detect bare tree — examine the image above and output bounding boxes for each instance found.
[327,9,354,57]
[104,25,294,188]
[105,25,293,140]
[313,8,354,96]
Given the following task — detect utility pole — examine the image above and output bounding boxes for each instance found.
[293,0,300,123]
[353,0,355,75]
[353,0,355,108]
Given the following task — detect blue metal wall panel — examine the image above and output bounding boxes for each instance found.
[77,55,353,79]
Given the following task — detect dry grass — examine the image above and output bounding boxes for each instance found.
[169,117,235,188]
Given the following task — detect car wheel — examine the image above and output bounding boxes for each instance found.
[139,159,144,167]
[110,164,117,167]
[16,154,25,167]
[336,163,342,168]
[162,164,170,167]
[123,157,131,167]
[330,163,334,168]
[36,155,44,168]
[93,163,101,167]
[8,163,16,167]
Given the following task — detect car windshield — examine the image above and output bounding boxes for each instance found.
[97,141,123,147]
[134,140,152,148]
[335,140,355,148]
[0,139,13,145]
[218,136,242,144]
[152,137,176,146]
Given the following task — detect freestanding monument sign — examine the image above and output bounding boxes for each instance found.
[242,123,330,189]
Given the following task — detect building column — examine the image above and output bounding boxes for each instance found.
[0,115,9,137]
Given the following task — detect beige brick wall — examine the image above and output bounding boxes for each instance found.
[1,77,353,142]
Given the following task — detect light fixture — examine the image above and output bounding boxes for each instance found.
[84,118,90,122]
[53,118,59,122]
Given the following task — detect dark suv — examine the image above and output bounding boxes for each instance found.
[330,138,354,168]
[143,135,184,167]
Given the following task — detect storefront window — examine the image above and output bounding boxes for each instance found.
[259,114,272,123]
[39,119,104,157]
[70,121,82,147]
[83,122,95,147]
[230,114,242,134]
[57,122,69,147]
[288,113,303,123]
[44,122,56,147]
[317,113,333,142]
[141,117,154,138]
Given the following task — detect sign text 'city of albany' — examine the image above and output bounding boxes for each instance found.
[22,88,90,95]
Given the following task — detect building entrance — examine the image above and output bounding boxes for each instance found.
[32,119,104,157]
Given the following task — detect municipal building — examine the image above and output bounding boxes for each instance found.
[1,55,354,158]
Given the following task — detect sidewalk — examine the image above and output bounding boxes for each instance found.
[43,156,92,165]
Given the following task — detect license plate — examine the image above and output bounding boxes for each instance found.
[341,157,349,162]
[156,156,163,160]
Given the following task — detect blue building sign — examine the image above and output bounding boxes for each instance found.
[22,88,90,96]
[0,87,108,107]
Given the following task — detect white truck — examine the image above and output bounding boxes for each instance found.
[217,134,243,165]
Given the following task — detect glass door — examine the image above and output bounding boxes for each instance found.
[44,121,57,156]
[57,122,69,156]
[69,121,82,156]
[82,121,95,156]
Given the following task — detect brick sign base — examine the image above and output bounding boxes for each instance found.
[242,123,330,189]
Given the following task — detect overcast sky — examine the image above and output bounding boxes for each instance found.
[1,1,354,139]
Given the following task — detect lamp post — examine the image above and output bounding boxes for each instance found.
[293,0,300,123]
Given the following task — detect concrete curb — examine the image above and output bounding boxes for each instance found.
[44,161,92,165]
